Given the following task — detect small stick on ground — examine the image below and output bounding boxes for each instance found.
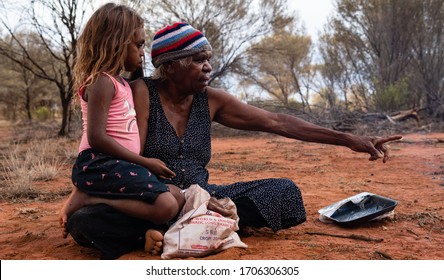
[373,181,397,185]
[406,228,419,237]
[305,231,384,242]
[375,250,393,260]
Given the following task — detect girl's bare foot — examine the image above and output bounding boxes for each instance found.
[59,188,89,238]
[145,229,164,255]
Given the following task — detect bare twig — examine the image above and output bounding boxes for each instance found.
[375,250,393,260]
[373,180,397,185]
[407,228,419,237]
[305,231,383,242]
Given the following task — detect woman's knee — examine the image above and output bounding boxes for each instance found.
[278,178,297,187]
[276,178,302,193]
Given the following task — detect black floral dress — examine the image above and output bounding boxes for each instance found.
[142,77,306,231]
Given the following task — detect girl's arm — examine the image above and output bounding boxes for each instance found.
[86,75,175,178]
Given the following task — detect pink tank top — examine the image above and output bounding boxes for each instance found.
[78,73,140,154]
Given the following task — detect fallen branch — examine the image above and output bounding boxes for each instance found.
[305,231,383,242]
[389,109,420,124]
[375,250,393,260]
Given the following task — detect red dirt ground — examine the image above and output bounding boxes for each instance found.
[0,123,443,260]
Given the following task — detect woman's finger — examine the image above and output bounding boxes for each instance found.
[380,143,389,163]
[376,135,402,146]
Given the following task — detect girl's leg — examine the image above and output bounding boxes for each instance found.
[64,150,183,237]
[167,184,186,210]
[66,203,163,259]
[143,184,185,255]
[59,187,180,238]
[60,188,88,238]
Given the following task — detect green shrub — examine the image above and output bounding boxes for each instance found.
[374,80,410,112]
[34,106,52,121]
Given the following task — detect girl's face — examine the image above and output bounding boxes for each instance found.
[124,27,145,72]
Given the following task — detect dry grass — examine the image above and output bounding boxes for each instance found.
[0,120,78,201]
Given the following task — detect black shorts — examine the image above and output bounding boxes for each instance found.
[71,148,169,203]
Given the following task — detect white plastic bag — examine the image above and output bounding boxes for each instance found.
[161,184,247,259]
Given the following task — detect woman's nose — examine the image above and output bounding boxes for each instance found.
[203,61,212,72]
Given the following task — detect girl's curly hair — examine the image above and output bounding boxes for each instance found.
[73,3,143,93]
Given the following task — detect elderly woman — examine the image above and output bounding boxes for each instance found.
[63,22,401,259]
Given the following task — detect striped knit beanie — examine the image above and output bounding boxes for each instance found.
[151,22,212,68]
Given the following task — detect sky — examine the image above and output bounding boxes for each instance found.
[288,0,335,40]
[1,0,335,39]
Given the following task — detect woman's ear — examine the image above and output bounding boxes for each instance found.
[166,62,175,74]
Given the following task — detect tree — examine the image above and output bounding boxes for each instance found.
[239,27,312,108]
[411,0,444,116]
[323,0,444,115]
[319,0,424,112]
[0,32,56,121]
[131,0,294,89]
[319,28,371,113]
[0,0,88,136]
[0,59,20,121]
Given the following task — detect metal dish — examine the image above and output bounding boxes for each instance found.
[328,194,397,227]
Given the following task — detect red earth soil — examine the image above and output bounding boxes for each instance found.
[0,122,443,260]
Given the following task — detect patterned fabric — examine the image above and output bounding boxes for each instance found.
[72,148,169,203]
[151,22,212,67]
[142,77,307,231]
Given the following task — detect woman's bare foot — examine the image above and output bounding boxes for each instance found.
[59,188,89,238]
[145,229,164,255]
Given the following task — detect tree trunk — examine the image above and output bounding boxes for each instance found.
[58,96,70,136]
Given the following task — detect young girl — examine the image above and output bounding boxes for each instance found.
[59,3,184,254]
